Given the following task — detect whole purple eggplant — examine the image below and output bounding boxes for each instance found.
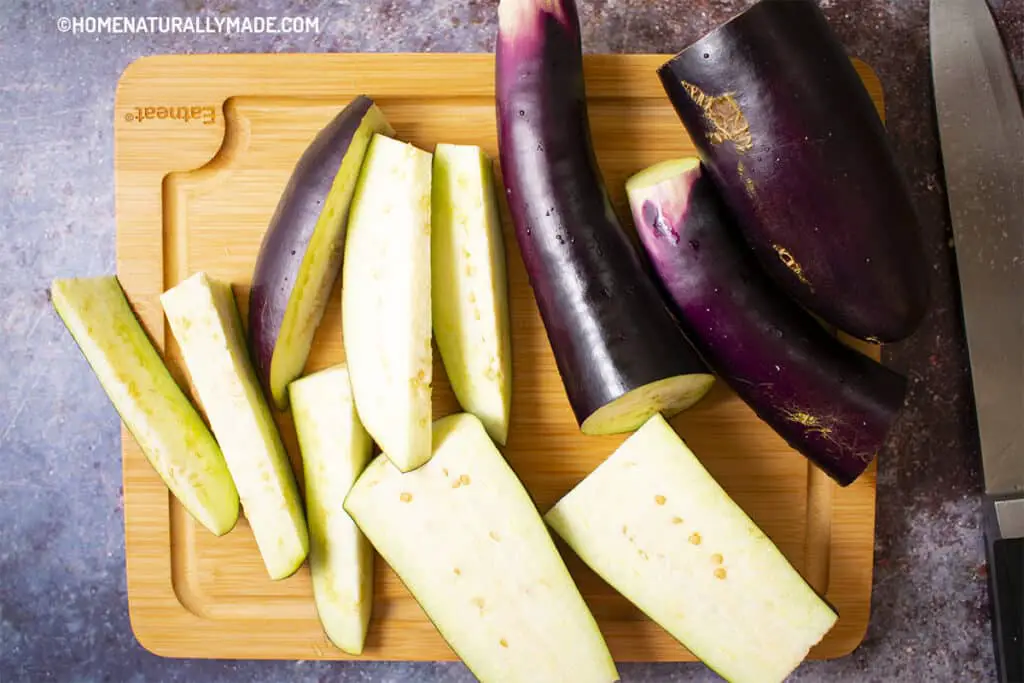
[626,158,907,486]
[495,0,713,435]
[657,0,928,343]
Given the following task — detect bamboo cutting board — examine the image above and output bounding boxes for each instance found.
[114,53,882,662]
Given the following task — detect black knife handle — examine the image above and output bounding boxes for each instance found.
[986,529,1024,682]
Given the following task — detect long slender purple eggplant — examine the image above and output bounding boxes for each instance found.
[657,0,928,343]
[626,158,906,485]
[496,0,714,436]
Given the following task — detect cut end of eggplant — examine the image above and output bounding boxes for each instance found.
[580,373,715,436]
[625,158,701,194]
[249,96,394,411]
[626,158,703,238]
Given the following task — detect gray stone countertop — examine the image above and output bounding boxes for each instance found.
[1,0,1022,681]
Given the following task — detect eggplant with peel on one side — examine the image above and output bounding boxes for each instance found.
[162,272,309,581]
[51,276,239,537]
[249,96,393,410]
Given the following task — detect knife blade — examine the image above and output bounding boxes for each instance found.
[930,0,1024,679]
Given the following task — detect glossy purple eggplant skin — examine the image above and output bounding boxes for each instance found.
[628,160,907,486]
[248,95,375,408]
[495,0,710,429]
[657,0,928,343]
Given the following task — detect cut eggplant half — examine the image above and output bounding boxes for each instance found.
[625,158,906,485]
[249,96,394,410]
[341,134,434,472]
[496,0,714,436]
[51,276,239,537]
[161,272,308,580]
[546,414,838,683]
[290,364,374,655]
[431,143,513,446]
[657,0,928,342]
[344,413,619,683]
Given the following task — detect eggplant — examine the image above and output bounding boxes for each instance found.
[51,276,240,537]
[495,0,714,436]
[341,134,434,473]
[290,365,374,655]
[249,96,393,410]
[625,158,906,486]
[431,143,513,446]
[657,0,928,343]
[162,272,309,579]
[546,414,838,683]
[344,413,620,683]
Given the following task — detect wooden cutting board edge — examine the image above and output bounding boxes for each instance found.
[113,52,881,663]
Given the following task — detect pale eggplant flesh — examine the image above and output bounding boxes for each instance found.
[546,414,838,683]
[50,276,240,537]
[341,134,434,473]
[431,143,513,446]
[162,272,309,580]
[289,364,374,655]
[344,412,620,683]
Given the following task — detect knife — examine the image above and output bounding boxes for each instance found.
[930,0,1024,679]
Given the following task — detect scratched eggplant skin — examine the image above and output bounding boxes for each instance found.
[626,159,908,486]
[657,0,929,343]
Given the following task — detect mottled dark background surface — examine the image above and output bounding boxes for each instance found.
[1,0,1022,681]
